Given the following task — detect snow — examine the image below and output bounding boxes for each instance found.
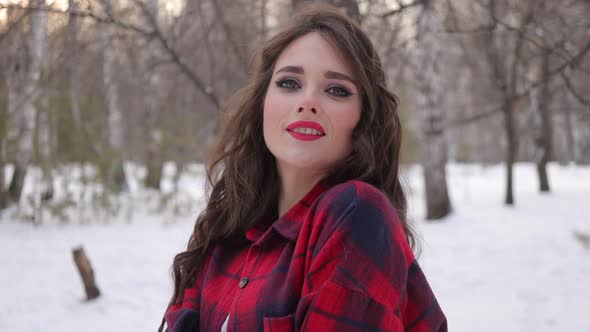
[1,163,589,331]
[406,164,590,332]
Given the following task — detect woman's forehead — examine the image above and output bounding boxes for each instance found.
[273,32,355,79]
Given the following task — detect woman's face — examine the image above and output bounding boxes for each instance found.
[263,32,362,176]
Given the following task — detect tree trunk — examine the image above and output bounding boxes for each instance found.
[0,139,6,209]
[7,0,47,204]
[536,50,551,192]
[260,0,267,39]
[145,152,163,190]
[413,3,451,220]
[503,99,517,205]
[72,246,101,301]
[0,75,7,209]
[564,105,576,164]
[68,0,82,130]
[101,0,126,192]
[5,7,28,205]
[1,7,18,209]
[36,97,54,205]
[422,132,452,220]
[143,0,164,190]
[502,7,527,206]
[573,110,590,164]
[482,0,529,206]
[8,164,26,203]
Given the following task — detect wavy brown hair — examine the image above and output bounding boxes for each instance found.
[160,4,416,330]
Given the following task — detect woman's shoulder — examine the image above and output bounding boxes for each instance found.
[318,180,393,211]
[311,180,412,280]
[314,180,400,227]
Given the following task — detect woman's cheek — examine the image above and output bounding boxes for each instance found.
[334,103,361,132]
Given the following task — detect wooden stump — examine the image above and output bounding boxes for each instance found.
[72,246,101,300]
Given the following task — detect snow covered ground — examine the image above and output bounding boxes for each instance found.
[1,163,589,331]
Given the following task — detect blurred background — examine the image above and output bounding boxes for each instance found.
[0,0,588,331]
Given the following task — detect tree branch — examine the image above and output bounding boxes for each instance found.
[561,71,590,107]
[448,37,590,128]
[379,0,425,18]
[0,6,31,44]
[210,0,249,71]
[1,2,221,110]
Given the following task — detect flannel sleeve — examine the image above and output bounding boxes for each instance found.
[295,181,447,332]
[164,286,201,332]
[164,254,211,332]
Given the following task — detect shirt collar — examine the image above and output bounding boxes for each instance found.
[271,180,329,241]
[244,180,329,243]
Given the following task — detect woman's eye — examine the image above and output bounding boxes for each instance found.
[275,79,300,90]
[326,86,352,97]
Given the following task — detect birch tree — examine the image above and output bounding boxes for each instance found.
[0,59,6,209]
[5,7,25,203]
[141,0,165,190]
[36,0,53,204]
[559,2,590,164]
[454,0,537,205]
[444,0,590,203]
[0,7,16,209]
[101,0,126,192]
[524,0,587,191]
[529,49,551,191]
[6,0,47,203]
[411,0,451,219]
[68,0,82,131]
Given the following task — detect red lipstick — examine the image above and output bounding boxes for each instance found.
[286,121,326,141]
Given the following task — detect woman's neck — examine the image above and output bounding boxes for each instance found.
[277,163,325,217]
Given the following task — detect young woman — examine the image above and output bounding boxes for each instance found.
[160,4,447,332]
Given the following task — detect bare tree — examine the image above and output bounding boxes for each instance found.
[532,48,552,192]
[411,0,452,219]
[523,0,588,191]
[68,0,82,130]
[0,72,6,209]
[559,2,590,164]
[4,6,27,204]
[101,0,126,192]
[442,0,590,203]
[0,0,587,218]
[141,0,164,190]
[487,0,535,205]
[0,9,12,209]
[445,0,541,205]
[6,0,47,203]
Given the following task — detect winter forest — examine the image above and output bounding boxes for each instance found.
[0,0,589,331]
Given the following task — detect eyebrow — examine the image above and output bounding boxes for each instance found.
[275,65,356,85]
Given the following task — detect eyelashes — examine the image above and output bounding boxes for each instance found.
[275,78,300,90]
[326,86,352,97]
[274,78,353,98]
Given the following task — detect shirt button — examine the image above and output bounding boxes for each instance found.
[239,277,249,288]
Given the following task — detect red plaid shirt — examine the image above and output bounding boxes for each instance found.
[165,180,447,331]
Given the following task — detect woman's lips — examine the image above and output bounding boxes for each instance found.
[286,120,326,141]
[288,131,323,141]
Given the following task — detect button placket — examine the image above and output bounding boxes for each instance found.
[238,245,261,289]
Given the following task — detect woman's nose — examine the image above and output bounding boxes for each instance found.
[296,93,319,114]
[298,106,317,114]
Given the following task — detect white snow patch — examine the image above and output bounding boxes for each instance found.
[1,162,589,331]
